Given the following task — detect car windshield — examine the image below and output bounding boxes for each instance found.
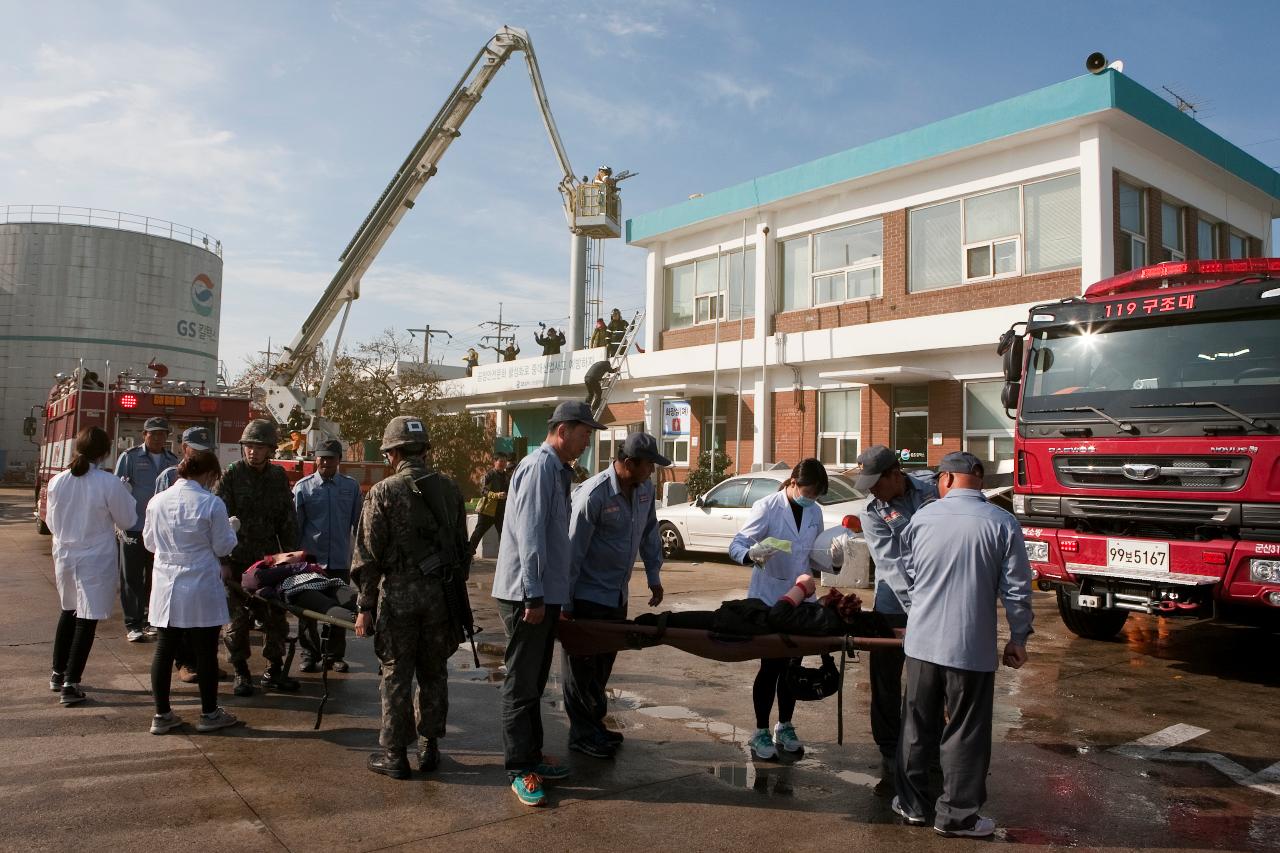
[822,475,864,504]
[1023,307,1280,426]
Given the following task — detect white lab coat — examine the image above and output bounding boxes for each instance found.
[46,466,137,620]
[143,478,238,628]
[728,490,825,604]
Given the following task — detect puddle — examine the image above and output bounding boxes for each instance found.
[706,762,795,796]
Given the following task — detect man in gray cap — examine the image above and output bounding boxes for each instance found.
[115,416,179,641]
[892,452,1034,838]
[294,438,363,672]
[352,416,471,779]
[855,444,939,794]
[492,400,605,807]
[155,426,216,494]
[562,432,669,759]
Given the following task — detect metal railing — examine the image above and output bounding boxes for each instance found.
[1,204,222,257]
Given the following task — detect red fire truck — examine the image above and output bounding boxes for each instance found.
[999,258,1280,638]
[35,368,253,534]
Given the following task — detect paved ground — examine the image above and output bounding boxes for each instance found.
[2,485,1278,852]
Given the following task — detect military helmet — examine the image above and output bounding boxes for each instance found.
[380,416,430,452]
[239,418,279,446]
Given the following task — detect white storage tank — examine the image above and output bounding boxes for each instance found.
[0,207,223,477]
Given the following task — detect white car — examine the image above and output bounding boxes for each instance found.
[655,469,870,562]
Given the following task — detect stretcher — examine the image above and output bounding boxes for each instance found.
[558,617,903,745]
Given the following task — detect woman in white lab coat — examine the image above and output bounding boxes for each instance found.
[46,426,137,706]
[143,449,241,734]
[728,458,829,761]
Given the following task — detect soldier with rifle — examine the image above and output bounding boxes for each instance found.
[353,416,474,780]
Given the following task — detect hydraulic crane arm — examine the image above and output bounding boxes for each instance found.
[262,26,582,434]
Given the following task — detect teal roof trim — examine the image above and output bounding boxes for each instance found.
[627,72,1280,244]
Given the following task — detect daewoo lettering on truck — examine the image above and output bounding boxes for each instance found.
[997,259,1280,639]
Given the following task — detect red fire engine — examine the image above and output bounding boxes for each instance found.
[999,259,1280,638]
[35,367,252,533]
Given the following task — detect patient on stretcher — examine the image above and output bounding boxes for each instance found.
[242,551,356,621]
[635,575,893,638]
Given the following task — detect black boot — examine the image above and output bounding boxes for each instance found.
[418,738,441,772]
[232,666,254,697]
[874,757,895,797]
[368,747,411,780]
[262,665,300,692]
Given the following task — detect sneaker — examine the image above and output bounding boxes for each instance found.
[935,817,996,838]
[144,625,159,637]
[330,659,349,673]
[533,755,570,781]
[568,734,615,760]
[891,796,928,826]
[150,711,184,735]
[299,659,321,673]
[60,684,87,706]
[773,721,803,753]
[262,667,301,691]
[232,673,254,697]
[50,671,64,692]
[127,629,146,643]
[196,707,240,732]
[747,728,777,761]
[511,772,546,807]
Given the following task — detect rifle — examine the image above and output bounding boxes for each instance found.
[411,472,481,668]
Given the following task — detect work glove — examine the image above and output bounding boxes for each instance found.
[747,542,779,563]
[228,516,241,534]
[827,534,849,569]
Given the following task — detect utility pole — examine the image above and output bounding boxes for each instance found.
[259,337,276,371]
[407,324,451,364]
[479,301,520,361]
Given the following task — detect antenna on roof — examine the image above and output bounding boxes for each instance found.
[1161,85,1199,118]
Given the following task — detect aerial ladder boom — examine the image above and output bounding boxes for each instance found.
[262,26,598,439]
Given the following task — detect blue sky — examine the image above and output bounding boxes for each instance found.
[3,1,1278,374]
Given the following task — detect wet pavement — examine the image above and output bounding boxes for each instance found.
[1,486,1277,851]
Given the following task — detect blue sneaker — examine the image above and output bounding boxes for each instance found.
[534,754,571,781]
[773,721,803,753]
[511,772,546,807]
[748,728,777,761]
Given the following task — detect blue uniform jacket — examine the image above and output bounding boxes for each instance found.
[114,444,180,533]
[859,472,938,615]
[567,465,663,610]
[293,471,363,576]
[491,442,574,607]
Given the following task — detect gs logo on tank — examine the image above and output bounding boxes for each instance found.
[191,274,215,317]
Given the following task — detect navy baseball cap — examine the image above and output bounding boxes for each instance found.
[181,426,214,451]
[143,416,171,432]
[548,400,606,431]
[938,451,985,476]
[315,439,343,458]
[853,445,900,491]
[620,432,671,466]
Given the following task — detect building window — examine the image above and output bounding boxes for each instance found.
[909,173,1081,292]
[1228,229,1249,259]
[1196,217,1219,259]
[778,219,882,311]
[963,380,1014,473]
[597,423,643,472]
[1160,201,1185,261]
[818,389,861,466]
[664,248,755,331]
[1117,181,1146,271]
[662,436,690,466]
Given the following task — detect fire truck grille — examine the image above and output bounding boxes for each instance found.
[1054,456,1249,491]
[1063,497,1237,526]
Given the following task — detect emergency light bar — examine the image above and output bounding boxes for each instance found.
[1085,258,1280,298]
[119,393,138,409]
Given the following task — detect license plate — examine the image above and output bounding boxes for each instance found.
[1106,538,1169,572]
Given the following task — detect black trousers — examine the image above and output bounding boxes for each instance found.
[869,611,909,760]
[585,379,603,412]
[119,537,154,630]
[467,504,505,554]
[561,598,626,742]
[51,609,96,684]
[297,579,354,663]
[753,656,800,730]
[895,657,995,831]
[497,599,559,775]
[152,626,221,715]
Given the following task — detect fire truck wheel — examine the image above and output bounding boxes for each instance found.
[1056,589,1128,640]
[36,516,51,536]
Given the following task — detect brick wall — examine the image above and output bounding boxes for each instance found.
[772,389,816,465]
[927,380,963,466]
[659,318,755,350]
[862,384,891,450]
[600,400,645,426]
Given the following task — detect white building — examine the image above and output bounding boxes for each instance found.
[441,70,1279,485]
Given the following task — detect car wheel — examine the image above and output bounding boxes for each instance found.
[658,522,684,559]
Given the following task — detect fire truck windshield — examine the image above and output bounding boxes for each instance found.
[1023,307,1280,431]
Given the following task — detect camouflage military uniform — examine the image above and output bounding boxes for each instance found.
[352,457,470,750]
[214,460,299,667]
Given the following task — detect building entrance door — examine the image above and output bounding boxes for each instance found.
[892,385,929,468]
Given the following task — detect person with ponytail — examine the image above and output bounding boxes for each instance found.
[45,426,137,705]
[728,458,830,761]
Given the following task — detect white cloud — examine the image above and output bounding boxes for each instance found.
[698,71,771,111]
